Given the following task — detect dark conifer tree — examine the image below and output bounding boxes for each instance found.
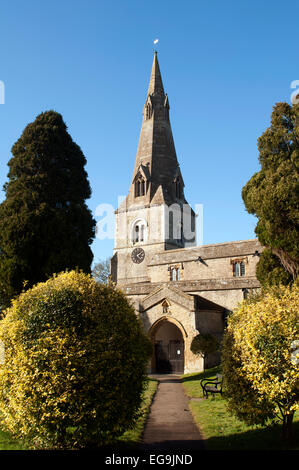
[0,111,96,306]
[242,102,299,286]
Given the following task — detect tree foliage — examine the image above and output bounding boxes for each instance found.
[191,333,220,357]
[0,111,96,307]
[92,258,111,284]
[191,333,220,370]
[222,283,299,441]
[255,248,293,287]
[0,271,152,449]
[242,102,299,285]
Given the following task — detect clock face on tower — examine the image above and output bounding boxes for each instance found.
[131,247,145,264]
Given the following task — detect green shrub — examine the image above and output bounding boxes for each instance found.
[222,283,299,442]
[0,271,152,449]
[190,333,220,370]
[191,333,220,357]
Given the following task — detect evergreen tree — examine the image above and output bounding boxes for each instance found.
[0,111,96,306]
[242,102,299,285]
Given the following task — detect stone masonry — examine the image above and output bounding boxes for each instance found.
[111,52,262,374]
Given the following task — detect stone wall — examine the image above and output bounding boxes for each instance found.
[120,239,263,312]
[114,238,263,373]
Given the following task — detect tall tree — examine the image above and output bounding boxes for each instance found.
[242,102,299,285]
[0,111,96,306]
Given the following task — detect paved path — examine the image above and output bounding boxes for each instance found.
[140,375,204,452]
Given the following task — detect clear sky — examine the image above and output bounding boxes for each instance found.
[0,0,298,266]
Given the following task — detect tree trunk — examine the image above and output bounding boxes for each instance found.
[282,411,294,443]
[272,248,299,280]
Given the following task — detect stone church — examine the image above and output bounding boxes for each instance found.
[111,52,262,374]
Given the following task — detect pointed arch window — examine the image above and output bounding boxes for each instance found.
[174,178,181,199]
[170,267,180,281]
[145,103,152,120]
[135,177,146,197]
[164,94,170,121]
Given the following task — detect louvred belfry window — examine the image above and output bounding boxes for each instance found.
[134,225,139,243]
[135,177,145,197]
[146,103,152,120]
[132,219,147,244]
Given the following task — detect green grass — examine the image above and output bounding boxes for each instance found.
[0,377,158,450]
[181,368,299,451]
[0,428,29,450]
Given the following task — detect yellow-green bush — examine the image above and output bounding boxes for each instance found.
[0,271,152,449]
[222,283,299,441]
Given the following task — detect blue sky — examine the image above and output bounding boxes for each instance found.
[0,0,298,266]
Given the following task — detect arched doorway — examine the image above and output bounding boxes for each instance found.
[151,319,185,373]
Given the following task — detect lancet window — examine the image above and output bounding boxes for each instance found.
[170,267,181,281]
[135,177,146,197]
[145,103,152,120]
[174,178,181,199]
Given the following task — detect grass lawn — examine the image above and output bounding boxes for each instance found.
[181,368,299,451]
[0,429,29,450]
[0,377,158,450]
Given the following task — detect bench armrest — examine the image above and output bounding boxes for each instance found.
[203,380,222,387]
[200,376,218,385]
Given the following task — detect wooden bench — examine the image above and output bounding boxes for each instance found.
[200,374,223,398]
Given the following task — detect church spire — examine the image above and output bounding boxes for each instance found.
[118,51,189,210]
[114,51,196,253]
[147,51,165,96]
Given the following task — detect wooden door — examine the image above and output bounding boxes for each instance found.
[169,339,184,373]
[155,340,184,373]
[155,341,171,373]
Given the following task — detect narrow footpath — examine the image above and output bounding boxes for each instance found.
[140,375,205,452]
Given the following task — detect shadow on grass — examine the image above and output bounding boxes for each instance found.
[181,368,299,451]
[180,366,221,384]
[204,419,299,451]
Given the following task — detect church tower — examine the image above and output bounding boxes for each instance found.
[112,52,196,286]
[110,51,262,374]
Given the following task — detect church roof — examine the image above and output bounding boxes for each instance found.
[147,239,263,266]
[140,284,195,312]
[139,283,226,313]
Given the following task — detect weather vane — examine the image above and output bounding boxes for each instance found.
[153,38,159,51]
